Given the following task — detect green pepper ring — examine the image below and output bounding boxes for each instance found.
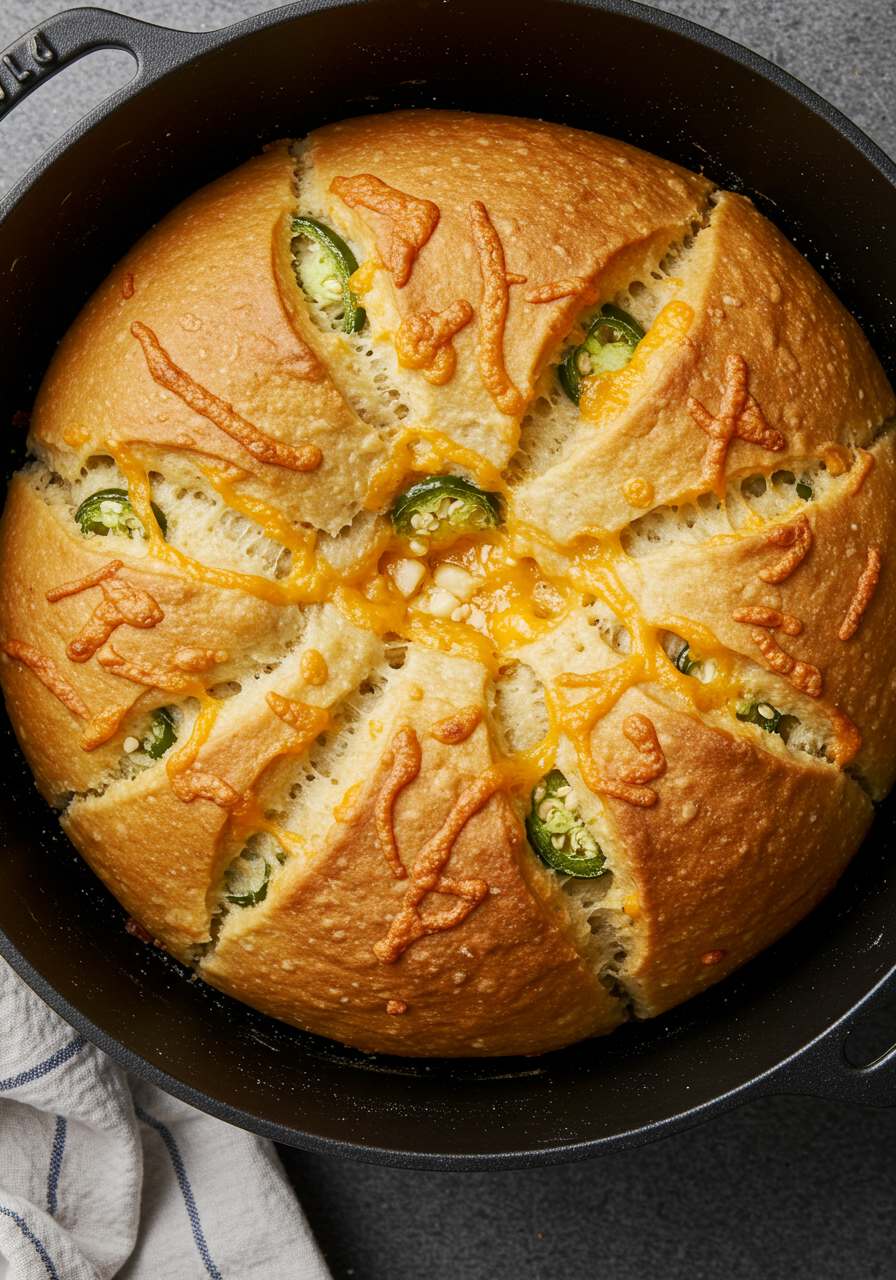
[560,303,646,405]
[525,769,608,879]
[226,859,271,907]
[675,643,695,675]
[390,474,502,538]
[142,706,177,760]
[75,488,168,540]
[292,216,367,335]
[737,700,784,735]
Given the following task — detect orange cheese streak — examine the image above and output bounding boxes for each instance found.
[46,561,164,662]
[557,657,658,807]
[130,322,322,473]
[165,697,236,807]
[81,704,128,751]
[96,645,222,693]
[430,706,482,745]
[579,300,694,427]
[330,174,439,287]
[849,449,875,495]
[395,299,473,385]
[687,353,785,493]
[469,200,526,415]
[373,763,500,964]
[749,630,822,698]
[0,641,130,751]
[732,607,803,636]
[758,515,812,584]
[618,714,666,786]
[839,546,882,641]
[526,276,593,304]
[2,640,90,718]
[374,726,422,880]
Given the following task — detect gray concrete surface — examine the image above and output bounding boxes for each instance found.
[2,3,896,1278]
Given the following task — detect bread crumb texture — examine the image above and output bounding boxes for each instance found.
[1,112,893,1055]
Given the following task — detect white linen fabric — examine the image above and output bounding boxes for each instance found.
[0,957,332,1280]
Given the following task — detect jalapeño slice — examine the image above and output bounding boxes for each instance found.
[736,698,784,735]
[560,304,645,405]
[142,707,177,760]
[675,643,696,675]
[390,475,502,541]
[225,857,271,907]
[75,488,167,540]
[292,216,366,334]
[526,769,608,879]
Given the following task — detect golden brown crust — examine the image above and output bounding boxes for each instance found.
[27,143,385,534]
[1,110,893,1057]
[585,687,873,1017]
[199,683,622,1056]
[517,189,896,541]
[308,109,713,462]
[614,433,896,797]
[0,475,289,805]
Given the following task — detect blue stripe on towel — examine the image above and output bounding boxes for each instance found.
[0,1205,59,1278]
[135,1106,223,1279]
[47,1116,66,1217]
[0,1035,86,1092]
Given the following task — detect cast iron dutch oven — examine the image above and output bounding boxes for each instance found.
[1,0,896,1170]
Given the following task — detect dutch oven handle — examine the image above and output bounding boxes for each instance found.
[0,6,209,120]
[760,970,896,1107]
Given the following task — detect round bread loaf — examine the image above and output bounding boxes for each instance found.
[1,111,893,1057]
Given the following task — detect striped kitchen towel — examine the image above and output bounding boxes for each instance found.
[0,956,331,1279]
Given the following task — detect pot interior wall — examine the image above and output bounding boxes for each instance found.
[1,0,895,1164]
